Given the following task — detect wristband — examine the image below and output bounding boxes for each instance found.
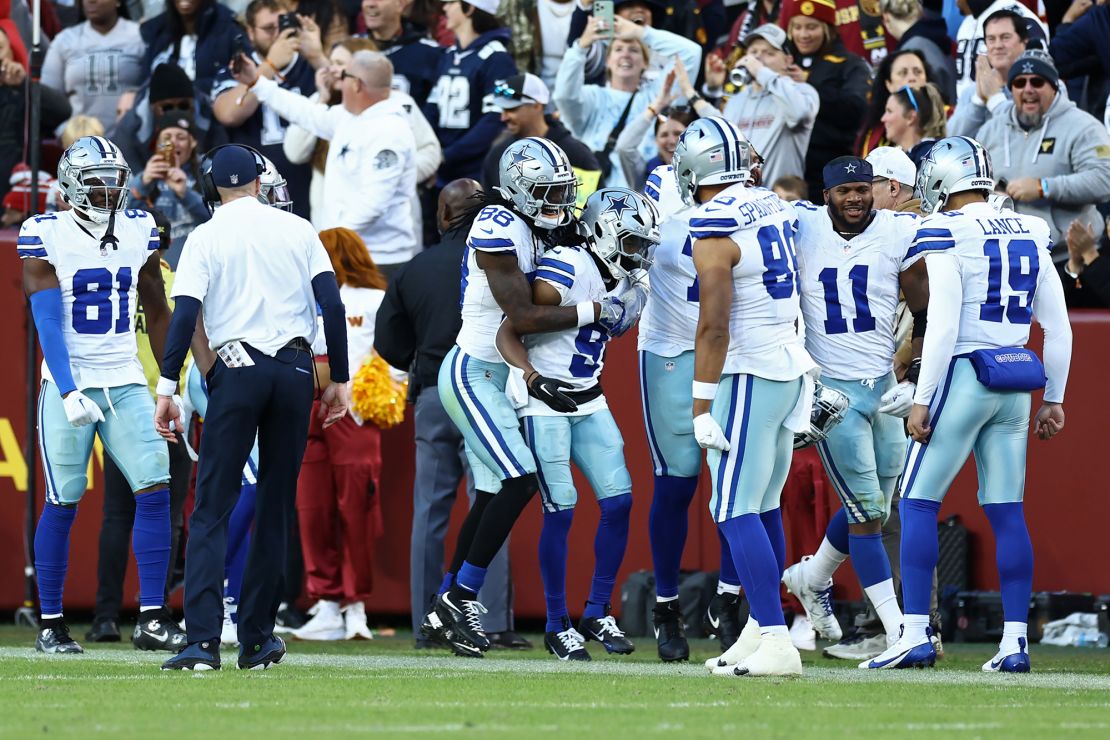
[692,381,719,400]
[576,301,595,327]
[264,59,285,82]
[156,377,178,397]
[688,92,703,106]
[647,104,658,117]
[1039,178,1049,198]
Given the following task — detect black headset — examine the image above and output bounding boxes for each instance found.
[199,143,266,210]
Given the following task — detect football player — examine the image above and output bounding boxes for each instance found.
[422,136,641,657]
[639,162,746,662]
[495,187,660,661]
[781,156,929,657]
[20,136,184,654]
[683,118,817,677]
[865,137,1071,671]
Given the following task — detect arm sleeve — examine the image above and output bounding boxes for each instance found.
[282,92,323,165]
[160,295,201,383]
[615,111,653,190]
[28,287,78,397]
[406,99,444,182]
[641,27,702,82]
[912,253,962,406]
[1032,264,1073,403]
[252,76,339,140]
[946,86,990,138]
[373,268,418,370]
[312,271,349,382]
[1044,123,1110,206]
[567,1,590,44]
[552,45,597,137]
[758,70,819,129]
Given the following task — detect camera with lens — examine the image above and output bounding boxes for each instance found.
[730,65,752,88]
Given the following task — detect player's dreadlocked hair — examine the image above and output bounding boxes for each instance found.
[448,191,584,249]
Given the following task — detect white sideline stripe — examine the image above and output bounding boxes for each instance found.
[1,648,1109,691]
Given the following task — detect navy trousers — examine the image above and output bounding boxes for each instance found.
[183,344,314,648]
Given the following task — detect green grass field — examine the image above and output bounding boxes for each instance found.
[2,625,1109,738]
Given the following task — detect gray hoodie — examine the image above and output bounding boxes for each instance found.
[977,90,1110,258]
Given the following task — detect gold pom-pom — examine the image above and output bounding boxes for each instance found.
[350,353,408,429]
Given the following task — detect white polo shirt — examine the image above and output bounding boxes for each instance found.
[172,196,334,356]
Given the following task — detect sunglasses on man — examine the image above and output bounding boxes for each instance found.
[1011,76,1047,90]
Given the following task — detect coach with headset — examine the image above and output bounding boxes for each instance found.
[153,144,350,671]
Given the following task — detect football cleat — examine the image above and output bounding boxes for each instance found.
[238,635,286,670]
[782,556,842,641]
[704,592,743,651]
[133,608,188,652]
[789,614,817,651]
[578,608,635,655]
[432,591,491,657]
[982,637,1031,673]
[860,626,937,669]
[36,620,84,654]
[931,626,945,659]
[221,597,239,647]
[488,631,533,650]
[343,601,374,640]
[545,618,591,661]
[294,600,345,641]
[161,640,221,671]
[822,631,887,661]
[707,617,761,674]
[86,618,121,643]
[274,602,307,633]
[730,634,803,677]
[652,600,689,662]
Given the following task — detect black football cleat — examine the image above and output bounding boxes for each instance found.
[544,618,591,661]
[36,619,84,654]
[705,592,743,651]
[238,635,286,670]
[578,605,635,655]
[86,618,121,643]
[161,640,221,671]
[488,631,534,650]
[274,603,307,633]
[132,608,188,652]
[653,600,689,662]
[430,591,490,657]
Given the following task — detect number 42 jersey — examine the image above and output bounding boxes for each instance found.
[18,209,160,390]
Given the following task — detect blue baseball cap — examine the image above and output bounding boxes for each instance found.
[823,156,873,189]
[210,146,260,188]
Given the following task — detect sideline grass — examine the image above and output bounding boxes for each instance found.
[2,626,1108,737]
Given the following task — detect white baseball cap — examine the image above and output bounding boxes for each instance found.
[492,73,550,109]
[463,0,500,14]
[866,146,916,187]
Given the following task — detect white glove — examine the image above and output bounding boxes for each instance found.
[878,381,915,418]
[169,394,187,433]
[62,391,105,427]
[693,412,731,451]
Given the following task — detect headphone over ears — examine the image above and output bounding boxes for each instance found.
[199,143,266,209]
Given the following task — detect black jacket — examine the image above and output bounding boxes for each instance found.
[372,20,443,109]
[374,229,466,395]
[1058,240,1110,309]
[480,117,600,193]
[140,2,244,98]
[0,82,70,203]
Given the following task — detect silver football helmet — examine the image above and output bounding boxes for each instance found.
[258,156,292,211]
[671,118,752,206]
[57,136,131,224]
[915,136,995,214]
[578,187,661,281]
[495,136,578,229]
[793,381,850,450]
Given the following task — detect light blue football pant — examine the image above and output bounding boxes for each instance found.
[816,373,908,524]
[707,374,803,523]
[639,350,702,478]
[901,358,1030,505]
[439,345,533,490]
[37,380,169,504]
[186,362,259,486]
[521,410,633,513]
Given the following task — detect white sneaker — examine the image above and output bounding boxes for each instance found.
[731,634,803,677]
[982,637,1030,673]
[706,617,760,673]
[782,556,842,641]
[789,614,817,651]
[343,601,373,640]
[293,600,345,641]
[221,597,239,647]
[823,632,887,660]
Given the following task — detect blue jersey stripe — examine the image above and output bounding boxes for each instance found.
[690,217,740,229]
[906,241,955,259]
[18,235,44,245]
[18,247,48,258]
[537,257,575,275]
[535,269,574,289]
[913,227,954,239]
[469,237,516,251]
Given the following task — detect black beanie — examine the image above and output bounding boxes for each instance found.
[149,63,195,103]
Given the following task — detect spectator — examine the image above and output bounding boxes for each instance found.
[881,82,946,168]
[1059,216,1110,308]
[771,173,807,201]
[1050,0,1110,120]
[288,0,350,51]
[948,8,1028,138]
[60,114,105,148]
[127,110,210,267]
[481,73,600,196]
[498,0,539,74]
[41,0,145,133]
[294,227,388,643]
[717,0,781,68]
[424,0,517,186]
[856,49,932,156]
[566,0,664,86]
[235,50,419,275]
[110,62,227,172]
[614,63,696,188]
[358,0,442,106]
[140,0,244,98]
[781,0,870,201]
[707,23,818,187]
[977,50,1110,257]
[865,144,918,210]
[554,14,701,189]
[536,0,577,92]
[212,0,326,221]
[954,0,1047,99]
[880,0,956,103]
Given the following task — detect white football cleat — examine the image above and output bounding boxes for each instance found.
[860,626,936,669]
[293,600,345,641]
[343,601,374,640]
[823,631,887,661]
[220,597,239,647]
[789,614,817,651]
[982,637,1030,673]
[706,617,761,673]
[731,634,803,677]
[782,556,842,641]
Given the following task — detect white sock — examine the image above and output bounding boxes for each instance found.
[806,538,848,588]
[140,605,161,613]
[656,594,678,604]
[41,613,62,621]
[902,613,930,644]
[1001,621,1028,654]
[717,581,741,596]
[864,579,903,639]
[743,615,760,632]
[760,625,789,637]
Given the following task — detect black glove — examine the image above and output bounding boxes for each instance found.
[905,358,922,385]
[527,372,578,413]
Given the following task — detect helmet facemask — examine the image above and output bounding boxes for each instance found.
[68,166,129,224]
[497,138,579,230]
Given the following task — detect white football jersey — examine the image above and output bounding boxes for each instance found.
[912,202,1054,355]
[643,164,685,222]
[638,202,700,357]
[18,208,159,390]
[311,285,385,373]
[688,185,815,380]
[456,204,546,363]
[521,246,615,416]
[794,203,919,380]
